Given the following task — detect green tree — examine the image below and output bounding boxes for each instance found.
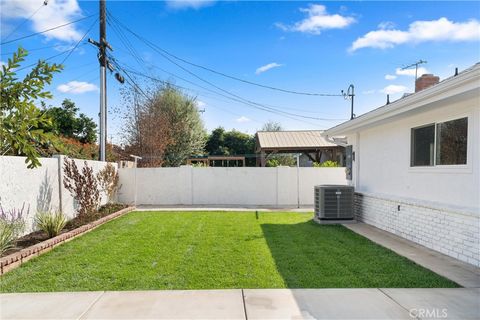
[44,99,97,144]
[162,87,206,166]
[0,48,62,168]
[205,127,256,166]
[205,127,227,155]
[122,85,206,167]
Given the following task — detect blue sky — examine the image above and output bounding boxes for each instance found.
[1,0,479,144]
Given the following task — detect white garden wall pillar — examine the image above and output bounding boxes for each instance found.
[52,155,65,214]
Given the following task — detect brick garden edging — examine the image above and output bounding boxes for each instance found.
[0,206,135,275]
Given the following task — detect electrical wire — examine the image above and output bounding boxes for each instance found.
[1,1,47,43]
[107,15,345,123]
[1,14,95,45]
[107,11,342,97]
[111,57,334,129]
[14,42,88,72]
[60,18,98,65]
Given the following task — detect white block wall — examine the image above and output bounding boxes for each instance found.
[118,166,347,207]
[0,156,114,235]
[354,193,480,267]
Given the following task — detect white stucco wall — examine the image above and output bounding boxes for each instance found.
[118,166,347,207]
[0,156,114,234]
[348,97,479,214]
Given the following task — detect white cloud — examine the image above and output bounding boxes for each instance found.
[196,100,207,108]
[236,116,251,123]
[166,0,215,10]
[276,4,356,34]
[378,21,396,30]
[1,0,84,43]
[385,74,397,80]
[57,81,98,94]
[362,89,375,95]
[381,85,408,95]
[396,67,429,77]
[255,62,283,75]
[350,17,480,52]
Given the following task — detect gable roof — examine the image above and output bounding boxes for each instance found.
[324,63,480,136]
[256,130,337,150]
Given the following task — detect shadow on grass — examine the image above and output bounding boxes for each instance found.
[260,219,459,288]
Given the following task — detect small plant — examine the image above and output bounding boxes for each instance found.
[97,163,120,203]
[266,159,280,167]
[35,211,67,238]
[313,160,340,167]
[63,158,100,221]
[0,203,28,255]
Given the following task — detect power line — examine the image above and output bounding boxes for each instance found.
[60,18,98,65]
[1,43,77,56]
[14,42,88,72]
[112,57,340,127]
[1,1,47,43]
[107,11,342,98]
[105,29,328,124]
[104,14,346,123]
[1,14,95,45]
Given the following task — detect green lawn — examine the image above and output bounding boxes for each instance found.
[0,211,458,292]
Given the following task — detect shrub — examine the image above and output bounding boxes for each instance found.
[35,211,67,238]
[0,203,27,255]
[314,160,340,167]
[63,158,100,221]
[97,163,120,203]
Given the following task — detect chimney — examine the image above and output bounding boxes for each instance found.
[415,74,440,92]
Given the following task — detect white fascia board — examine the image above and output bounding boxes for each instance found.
[324,64,480,137]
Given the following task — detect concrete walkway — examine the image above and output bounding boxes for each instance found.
[135,205,314,212]
[1,288,479,319]
[345,223,480,288]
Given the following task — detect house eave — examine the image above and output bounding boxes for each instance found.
[324,63,480,137]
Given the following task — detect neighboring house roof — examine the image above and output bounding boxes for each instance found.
[256,130,338,151]
[324,63,480,136]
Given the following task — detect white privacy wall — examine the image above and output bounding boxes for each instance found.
[0,156,114,234]
[118,167,347,206]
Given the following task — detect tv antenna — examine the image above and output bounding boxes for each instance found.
[401,60,427,81]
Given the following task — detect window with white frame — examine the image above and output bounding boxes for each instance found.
[410,117,468,167]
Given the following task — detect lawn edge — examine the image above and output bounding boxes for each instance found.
[0,206,135,275]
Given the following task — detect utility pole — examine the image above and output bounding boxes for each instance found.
[89,0,111,161]
[342,84,355,120]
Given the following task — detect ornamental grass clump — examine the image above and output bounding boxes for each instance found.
[0,204,27,255]
[35,211,67,238]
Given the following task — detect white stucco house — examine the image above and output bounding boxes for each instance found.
[324,64,480,267]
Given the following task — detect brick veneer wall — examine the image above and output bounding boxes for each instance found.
[354,193,480,267]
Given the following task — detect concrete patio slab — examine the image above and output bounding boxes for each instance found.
[79,290,245,319]
[243,289,411,319]
[345,222,480,288]
[0,291,104,320]
[381,288,480,320]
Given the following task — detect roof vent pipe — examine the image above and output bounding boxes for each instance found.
[455,67,459,76]
[386,94,390,105]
